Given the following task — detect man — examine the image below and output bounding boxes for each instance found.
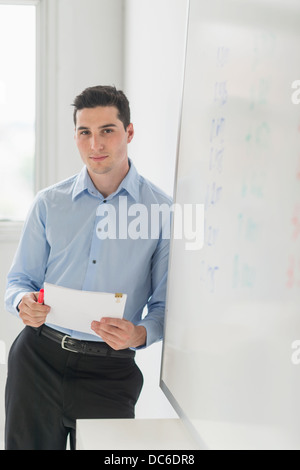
[4,85,172,450]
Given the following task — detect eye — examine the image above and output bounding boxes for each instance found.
[80,130,90,136]
[103,128,113,134]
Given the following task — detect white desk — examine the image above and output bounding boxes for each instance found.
[76,418,199,450]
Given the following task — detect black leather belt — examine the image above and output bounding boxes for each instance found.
[39,325,135,358]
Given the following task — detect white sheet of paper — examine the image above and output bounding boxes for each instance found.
[44,282,127,336]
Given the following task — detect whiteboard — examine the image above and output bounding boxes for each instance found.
[161,0,300,450]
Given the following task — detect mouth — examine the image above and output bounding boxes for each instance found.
[90,155,109,162]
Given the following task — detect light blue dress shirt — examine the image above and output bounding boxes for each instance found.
[5,161,172,348]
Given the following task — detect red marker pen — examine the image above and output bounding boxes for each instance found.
[37,288,44,304]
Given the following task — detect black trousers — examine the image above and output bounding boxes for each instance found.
[5,326,144,450]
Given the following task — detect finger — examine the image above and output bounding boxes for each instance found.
[100,317,129,330]
[91,322,130,349]
[99,321,131,341]
[19,302,50,320]
[19,312,47,328]
[20,293,50,316]
[105,339,124,350]
[19,307,48,321]
[99,331,128,351]
[91,321,125,340]
[24,297,50,313]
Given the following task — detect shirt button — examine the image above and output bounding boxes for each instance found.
[92,260,97,264]
[103,200,107,203]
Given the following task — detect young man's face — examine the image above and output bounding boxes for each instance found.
[74,106,134,178]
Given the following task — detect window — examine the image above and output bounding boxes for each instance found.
[0,2,36,221]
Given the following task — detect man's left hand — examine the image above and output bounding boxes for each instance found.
[91,318,146,350]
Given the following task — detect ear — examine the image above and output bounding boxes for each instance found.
[127,123,134,143]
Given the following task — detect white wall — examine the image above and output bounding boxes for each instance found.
[55,0,125,182]
[124,0,189,196]
[124,0,189,418]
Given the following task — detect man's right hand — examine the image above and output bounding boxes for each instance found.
[18,292,51,328]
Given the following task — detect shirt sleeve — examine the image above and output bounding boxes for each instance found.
[4,193,49,316]
[137,233,170,349]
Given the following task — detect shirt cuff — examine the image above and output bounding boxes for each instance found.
[136,319,163,349]
[13,291,30,316]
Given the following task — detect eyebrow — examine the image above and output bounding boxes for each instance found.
[77,124,118,131]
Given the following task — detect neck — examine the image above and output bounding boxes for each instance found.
[88,159,130,198]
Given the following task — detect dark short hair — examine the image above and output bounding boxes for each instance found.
[72,85,131,130]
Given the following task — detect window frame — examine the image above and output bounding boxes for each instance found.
[0,0,58,239]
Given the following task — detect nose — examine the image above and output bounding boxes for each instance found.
[90,133,104,152]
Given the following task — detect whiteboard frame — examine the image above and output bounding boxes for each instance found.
[159,0,206,449]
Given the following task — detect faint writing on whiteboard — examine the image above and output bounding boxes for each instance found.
[291,340,300,365]
[205,182,223,210]
[210,117,225,143]
[232,254,256,289]
[199,261,219,293]
[237,213,261,243]
[216,46,230,68]
[291,80,300,104]
[291,204,300,241]
[249,78,272,110]
[241,171,266,199]
[209,146,224,173]
[210,117,226,174]
[286,256,300,289]
[245,122,271,153]
[205,223,219,247]
[214,81,228,106]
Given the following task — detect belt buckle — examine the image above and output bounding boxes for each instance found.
[61,335,78,353]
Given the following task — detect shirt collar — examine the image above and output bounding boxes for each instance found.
[72,159,140,202]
